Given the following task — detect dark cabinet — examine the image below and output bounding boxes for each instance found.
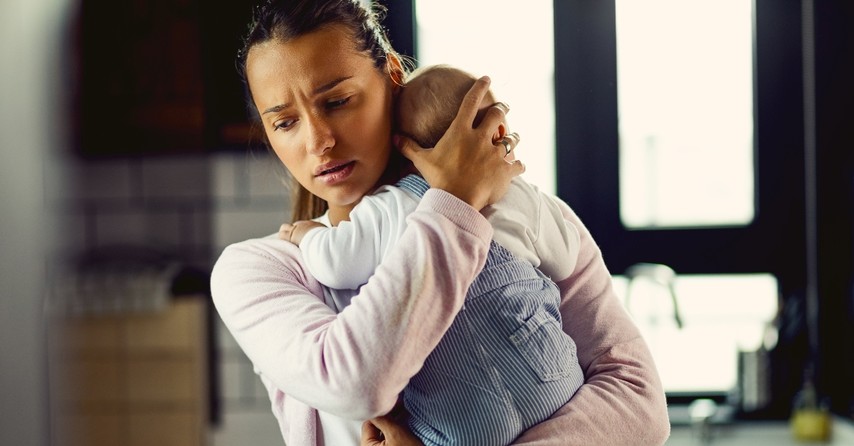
[74,0,258,156]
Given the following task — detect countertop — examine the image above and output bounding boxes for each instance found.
[666,416,854,445]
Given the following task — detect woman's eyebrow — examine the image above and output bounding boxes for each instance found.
[262,76,353,115]
[314,76,352,95]
[262,104,290,115]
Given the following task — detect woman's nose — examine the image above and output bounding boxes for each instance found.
[305,115,335,156]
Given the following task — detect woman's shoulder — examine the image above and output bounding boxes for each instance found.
[217,232,296,260]
[211,234,320,292]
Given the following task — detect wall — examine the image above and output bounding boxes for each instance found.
[209,151,291,446]
[6,3,294,442]
[0,0,69,444]
[48,151,290,445]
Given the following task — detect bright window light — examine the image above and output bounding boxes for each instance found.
[613,273,778,393]
[615,0,755,228]
[414,0,555,194]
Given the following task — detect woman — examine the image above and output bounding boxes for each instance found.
[210,1,671,445]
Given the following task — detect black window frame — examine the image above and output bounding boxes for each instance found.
[392,0,854,418]
[553,0,853,416]
[553,0,806,280]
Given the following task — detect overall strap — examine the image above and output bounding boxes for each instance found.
[395,174,430,198]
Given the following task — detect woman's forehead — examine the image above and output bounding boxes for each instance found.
[246,26,373,93]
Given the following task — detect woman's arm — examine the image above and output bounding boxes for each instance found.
[512,198,671,446]
[211,189,493,420]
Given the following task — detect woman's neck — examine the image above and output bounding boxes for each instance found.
[327,204,354,227]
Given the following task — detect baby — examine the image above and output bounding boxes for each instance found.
[282,64,584,446]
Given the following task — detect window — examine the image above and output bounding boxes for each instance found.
[554,0,807,405]
[609,1,775,396]
[413,0,556,194]
[615,0,755,229]
[554,0,805,275]
[613,273,778,393]
[400,0,854,418]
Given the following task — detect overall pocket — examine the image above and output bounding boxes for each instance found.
[509,310,578,382]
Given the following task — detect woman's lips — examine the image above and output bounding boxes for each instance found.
[314,160,356,184]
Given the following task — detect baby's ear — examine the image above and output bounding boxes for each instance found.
[492,122,507,144]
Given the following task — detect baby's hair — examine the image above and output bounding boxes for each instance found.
[397,64,481,148]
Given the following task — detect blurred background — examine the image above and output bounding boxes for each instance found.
[2,0,852,445]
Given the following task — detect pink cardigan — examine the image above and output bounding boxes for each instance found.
[211,189,670,446]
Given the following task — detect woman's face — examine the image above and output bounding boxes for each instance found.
[246,25,396,222]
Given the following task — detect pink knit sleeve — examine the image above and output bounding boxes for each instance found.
[512,198,671,446]
[210,189,493,421]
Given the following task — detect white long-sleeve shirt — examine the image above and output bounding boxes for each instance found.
[300,176,581,290]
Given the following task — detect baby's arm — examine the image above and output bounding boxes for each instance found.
[279,219,374,290]
[210,189,495,421]
[279,191,411,290]
[291,218,380,290]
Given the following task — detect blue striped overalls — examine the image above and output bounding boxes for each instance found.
[397,175,584,446]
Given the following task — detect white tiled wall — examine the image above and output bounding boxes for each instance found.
[51,150,291,445]
[209,151,288,446]
[210,151,290,248]
[48,154,215,270]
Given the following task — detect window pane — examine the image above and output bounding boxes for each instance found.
[613,273,778,393]
[615,0,755,228]
[414,0,555,194]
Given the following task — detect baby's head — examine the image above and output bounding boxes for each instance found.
[396,64,506,148]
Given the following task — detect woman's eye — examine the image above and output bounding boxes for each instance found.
[327,97,351,109]
[273,118,297,131]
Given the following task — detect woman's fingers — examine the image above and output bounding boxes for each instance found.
[504,132,521,152]
[395,126,525,209]
[499,132,521,160]
[360,416,424,446]
[395,134,437,180]
[508,158,526,176]
[395,134,427,163]
[478,99,511,138]
[360,420,384,445]
[451,75,493,130]
[393,74,525,210]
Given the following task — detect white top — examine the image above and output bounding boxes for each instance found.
[301,176,581,290]
[317,409,361,446]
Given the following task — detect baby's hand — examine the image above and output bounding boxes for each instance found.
[279,220,324,245]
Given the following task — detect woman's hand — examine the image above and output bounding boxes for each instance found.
[360,416,423,446]
[396,76,525,211]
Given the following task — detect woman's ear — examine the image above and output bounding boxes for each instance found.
[386,53,405,88]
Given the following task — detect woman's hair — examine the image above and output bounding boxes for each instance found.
[237,0,405,221]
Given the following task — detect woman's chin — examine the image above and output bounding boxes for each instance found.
[323,189,367,213]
